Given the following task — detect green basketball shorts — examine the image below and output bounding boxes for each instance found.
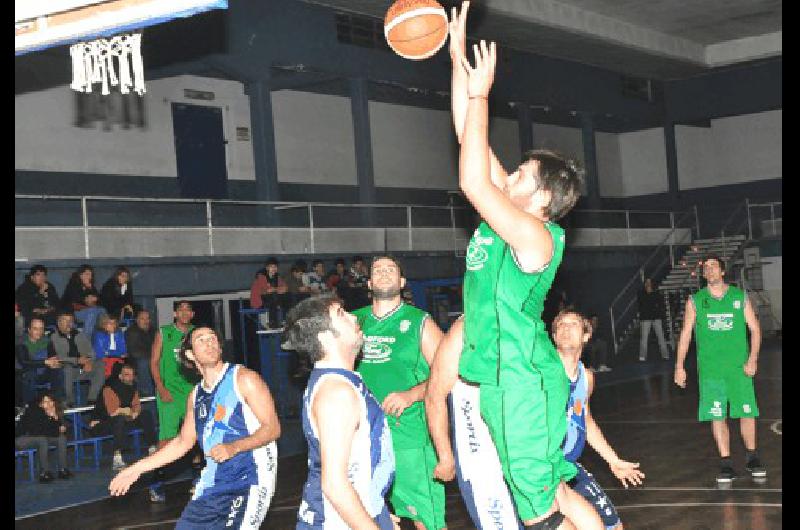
[698,369,759,421]
[157,390,190,441]
[389,444,446,530]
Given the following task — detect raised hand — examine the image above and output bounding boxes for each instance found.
[460,40,497,98]
[449,1,470,64]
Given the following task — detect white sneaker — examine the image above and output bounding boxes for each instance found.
[598,365,612,372]
[148,445,157,456]
[112,452,127,471]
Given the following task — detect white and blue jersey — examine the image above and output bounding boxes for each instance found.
[563,362,620,530]
[563,361,588,463]
[176,363,277,530]
[297,366,395,530]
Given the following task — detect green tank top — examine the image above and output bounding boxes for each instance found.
[159,323,196,394]
[693,286,748,375]
[354,302,432,450]
[460,220,566,386]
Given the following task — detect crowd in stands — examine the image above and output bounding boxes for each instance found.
[249,255,370,328]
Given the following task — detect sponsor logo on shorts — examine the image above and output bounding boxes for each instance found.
[407,505,417,516]
[459,398,481,453]
[706,313,734,332]
[248,486,271,527]
[399,320,411,333]
[226,495,244,527]
[298,500,315,525]
[466,235,493,271]
[710,401,723,417]
[743,404,751,413]
[486,498,507,528]
[733,300,741,309]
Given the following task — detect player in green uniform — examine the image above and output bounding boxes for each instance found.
[450,4,597,528]
[148,300,197,502]
[355,256,445,530]
[674,255,766,483]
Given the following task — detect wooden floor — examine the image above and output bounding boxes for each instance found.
[16,339,781,530]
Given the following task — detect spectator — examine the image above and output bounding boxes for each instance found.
[48,310,104,406]
[294,259,308,273]
[250,258,289,328]
[74,291,107,340]
[62,264,101,312]
[15,303,25,345]
[15,392,73,483]
[88,362,157,470]
[93,314,128,378]
[346,255,370,309]
[125,308,157,397]
[101,266,136,321]
[303,259,330,295]
[16,264,60,326]
[325,258,349,293]
[16,316,64,405]
[586,314,611,372]
[286,265,312,308]
[638,278,670,361]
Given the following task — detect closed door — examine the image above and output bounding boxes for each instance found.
[171,103,228,199]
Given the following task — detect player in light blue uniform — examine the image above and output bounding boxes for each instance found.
[282,296,395,530]
[110,327,281,529]
[554,310,646,530]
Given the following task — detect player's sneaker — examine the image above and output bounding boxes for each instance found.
[716,465,737,483]
[746,457,767,478]
[112,451,127,471]
[148,484,166,503]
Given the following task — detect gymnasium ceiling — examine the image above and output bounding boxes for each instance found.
[300,0,782,80]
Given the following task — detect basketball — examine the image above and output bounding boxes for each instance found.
[384,0,449,61]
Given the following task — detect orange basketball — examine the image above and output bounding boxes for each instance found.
[384,0,449,60]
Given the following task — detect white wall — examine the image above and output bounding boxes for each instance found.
[272,91,356,185]
[761,256,782,327]
[532,123,584,165]
[677,109,782,190]
[618,127,669,196]
[15,75,256,180]
[595,131,622,197]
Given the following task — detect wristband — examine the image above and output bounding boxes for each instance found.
[469,95,488,100]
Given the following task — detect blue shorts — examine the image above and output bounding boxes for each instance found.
[176,485,273,530]
[567,462,620,530]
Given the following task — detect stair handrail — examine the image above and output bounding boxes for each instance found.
[608,207,697,353]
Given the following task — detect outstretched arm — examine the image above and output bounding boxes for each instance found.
[449,1,507,190]
[460,41,554,263]
[584,370,644,488]
[424,318,463,481]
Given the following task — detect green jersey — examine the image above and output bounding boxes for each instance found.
[460,220,566,386]
[355,302,432,450]
[693,286,749,377]
[159,323,196,394]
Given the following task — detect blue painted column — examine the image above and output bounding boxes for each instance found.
[663,121,681,209]
[516,102,533,155]
[580,112,601,209]
[350,77,376,227]
[246,78,280,225]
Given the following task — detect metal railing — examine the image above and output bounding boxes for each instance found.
[746,200,782,239]
[608,207,698,354]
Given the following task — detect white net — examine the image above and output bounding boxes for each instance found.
[70,32,145,96]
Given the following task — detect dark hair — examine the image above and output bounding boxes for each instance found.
[55,309,75,321]
[519,149,583,221]
[702,255,726,272]
[28,315,46,328]
[290,265,302,274]
[552,308,591,335]
[173,300,193,311]
[178,327,219,375]
[294,260,308,272]
[68,264,94,288]
[266,257,278,266]
[134,308,150,318]
[335,258,346,266]
[352,256,364,263]
[370,255,404,277]
[281,295,341,365]
[113,266,131,281]
[37,391,64,420]
[312,259,324,268]
[29,264,47,276]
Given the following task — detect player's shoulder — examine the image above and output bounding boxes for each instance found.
[352,306,371,319]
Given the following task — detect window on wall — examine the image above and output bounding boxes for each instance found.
[335,12,389,51]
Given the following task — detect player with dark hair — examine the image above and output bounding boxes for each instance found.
[283,295,396,529]
[110,326,280,529]
[674,255,766,483]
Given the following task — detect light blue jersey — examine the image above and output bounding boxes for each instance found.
[297,366,395,530]
[192,363,278,499]
[563,361,589,463]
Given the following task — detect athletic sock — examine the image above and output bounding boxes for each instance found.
[720,456,732,469]
[745,449,758,463]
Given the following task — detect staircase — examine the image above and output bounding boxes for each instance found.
[657,234,747,342]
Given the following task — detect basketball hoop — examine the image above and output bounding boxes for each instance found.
[70,32,145,96]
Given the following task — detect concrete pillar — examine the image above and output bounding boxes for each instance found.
[516,102,533,155]
[246,78,279,225]
[580,112,601,208]
[663,121,681,209]
[350,77,376,226]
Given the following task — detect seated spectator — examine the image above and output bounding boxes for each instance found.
[249,258,288,328]
[124,308,156,397]
[93,314,128,378]
[16,316,64,405]
[48,310,104,407]
[325,257,349,294]
[294,259,308,274]
[62,264,101,312]
[16,264,60,326]
[74,291,107,339]
[101,266,136,321]
[88,362,157,470]
[345,255,370,310]
[303,259,330,295]
[15,392,73,483]
[286,265,312,308]
[586,314,612,372]
[15,303,25,345]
